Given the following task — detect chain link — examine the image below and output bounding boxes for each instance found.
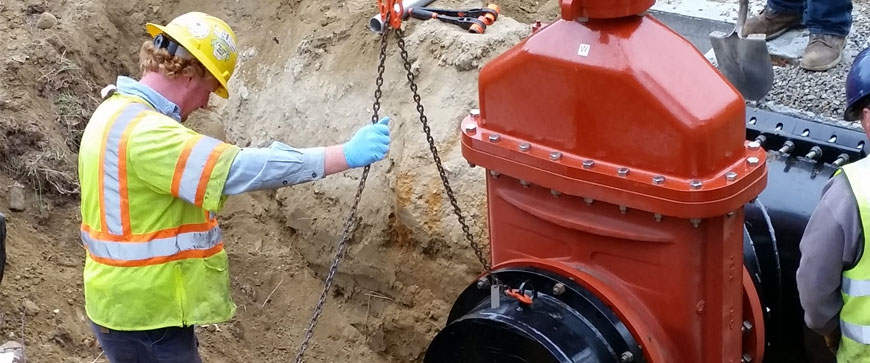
[294,22,495,363]
[293,23,392,363]
[395,28,492,273]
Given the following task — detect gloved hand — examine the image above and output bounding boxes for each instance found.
[343,117,391,168]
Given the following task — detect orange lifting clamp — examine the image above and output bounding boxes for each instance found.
[377,0,405,30]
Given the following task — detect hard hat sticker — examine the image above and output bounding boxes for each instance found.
[213,27,237,53]
[212,39,231,61]
[577,44,591,57]
[176,16,210,39]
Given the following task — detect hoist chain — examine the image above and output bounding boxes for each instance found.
[394,28,492,273]
[293,22,492,363]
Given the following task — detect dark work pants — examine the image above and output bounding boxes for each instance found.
[92,322,202,363]
[767,0,853,36]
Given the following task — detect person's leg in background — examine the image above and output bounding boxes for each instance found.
[800,0,852,71]
[744,0,804,40]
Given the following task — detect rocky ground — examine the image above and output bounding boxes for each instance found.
[0,0,868,362]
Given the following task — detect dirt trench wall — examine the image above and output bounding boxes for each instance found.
[220,7,530,360]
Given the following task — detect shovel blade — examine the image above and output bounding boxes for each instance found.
[710,31,774,101]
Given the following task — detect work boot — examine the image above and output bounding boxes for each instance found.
[800,34,846,71]
[742,7,802,40]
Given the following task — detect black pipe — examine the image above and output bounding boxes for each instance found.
[425,268,642,363]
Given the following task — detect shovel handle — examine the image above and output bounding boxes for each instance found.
[735,0,749,37]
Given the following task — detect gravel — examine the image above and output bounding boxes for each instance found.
[762,0,870,124]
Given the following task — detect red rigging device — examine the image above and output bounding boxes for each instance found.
[424,0,868,362]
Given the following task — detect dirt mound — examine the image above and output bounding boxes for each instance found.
[0,0,542,362]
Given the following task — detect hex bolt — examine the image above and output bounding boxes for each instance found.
[620,352,635,363]
[652,175,665,185]
[489,134,501,142]
[747,141,761,150]
[520,180,530,188]
[725,171,738,182]
[582,160,595,169]
[519,143,531,152]
[617,167,630,177]
[690,218,702,228]
[689,179,702,190]
[834,153,850,167]
[619,205,627,214]
[741,320,753,334]
[805,146,823,160]
[746,157,760,166]
[476,277,490,290]
[583,197,594,206]
[778,140,795,154]
[469,109,481,118]
[754,135,767,146]
[464,123,477,132]
[552,283,566,296]
[489,170,500,178]
[551,189,561,197]
[654,213,663,222]
[550,151,562,161]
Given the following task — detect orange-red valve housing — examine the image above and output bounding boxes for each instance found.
[460,12,767,363]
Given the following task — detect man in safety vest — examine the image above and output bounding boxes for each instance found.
[78,12,391,362]
[797,47,870,362]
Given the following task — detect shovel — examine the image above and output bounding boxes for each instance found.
[709,0,774,101]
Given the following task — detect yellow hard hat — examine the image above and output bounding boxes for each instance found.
[146,12,238,98]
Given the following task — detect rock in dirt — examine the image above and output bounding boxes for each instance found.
[0,341,26,363]
[8,183,25,212]
[22,300,39,316]
[36,12,57,30]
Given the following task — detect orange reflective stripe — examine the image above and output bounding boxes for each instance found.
[81,219,217,243]
[97,105,129,233]
[86,243,224,267]
[195,143,229,206]
[171,135,203,197]
[117,115,146,236]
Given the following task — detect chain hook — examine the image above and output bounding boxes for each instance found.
[378,0,404,30]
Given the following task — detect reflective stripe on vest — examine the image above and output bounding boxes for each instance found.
[81,226,222,266]
[82,102,223,266]
[170,135,230,206]
[844,276,870,297]
[843,319,870,344]
[100,103,149,235]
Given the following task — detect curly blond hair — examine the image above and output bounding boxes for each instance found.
[138,40,210,80]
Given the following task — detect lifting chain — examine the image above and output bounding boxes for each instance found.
[293,20,492,363]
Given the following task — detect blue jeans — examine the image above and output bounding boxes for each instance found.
[92,323,202,363]
[768,0,852,36]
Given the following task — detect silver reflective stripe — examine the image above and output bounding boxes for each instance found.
[81,226,222,261]
[177,136,222,204]
[843,320,870,344]
[102,104,148,234]
[843,276,870,297]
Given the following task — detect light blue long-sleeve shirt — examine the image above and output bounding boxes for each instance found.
[113,76,325,194]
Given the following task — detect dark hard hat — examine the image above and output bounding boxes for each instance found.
[846,48,870,121]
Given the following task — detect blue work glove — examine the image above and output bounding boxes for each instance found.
[343,117,391,168]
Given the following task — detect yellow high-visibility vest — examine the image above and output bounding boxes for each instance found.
[78,93,240,330]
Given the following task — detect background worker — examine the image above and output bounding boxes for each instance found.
[743,0,852,71]
[797,47,870,361]
[78,12,390,362]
